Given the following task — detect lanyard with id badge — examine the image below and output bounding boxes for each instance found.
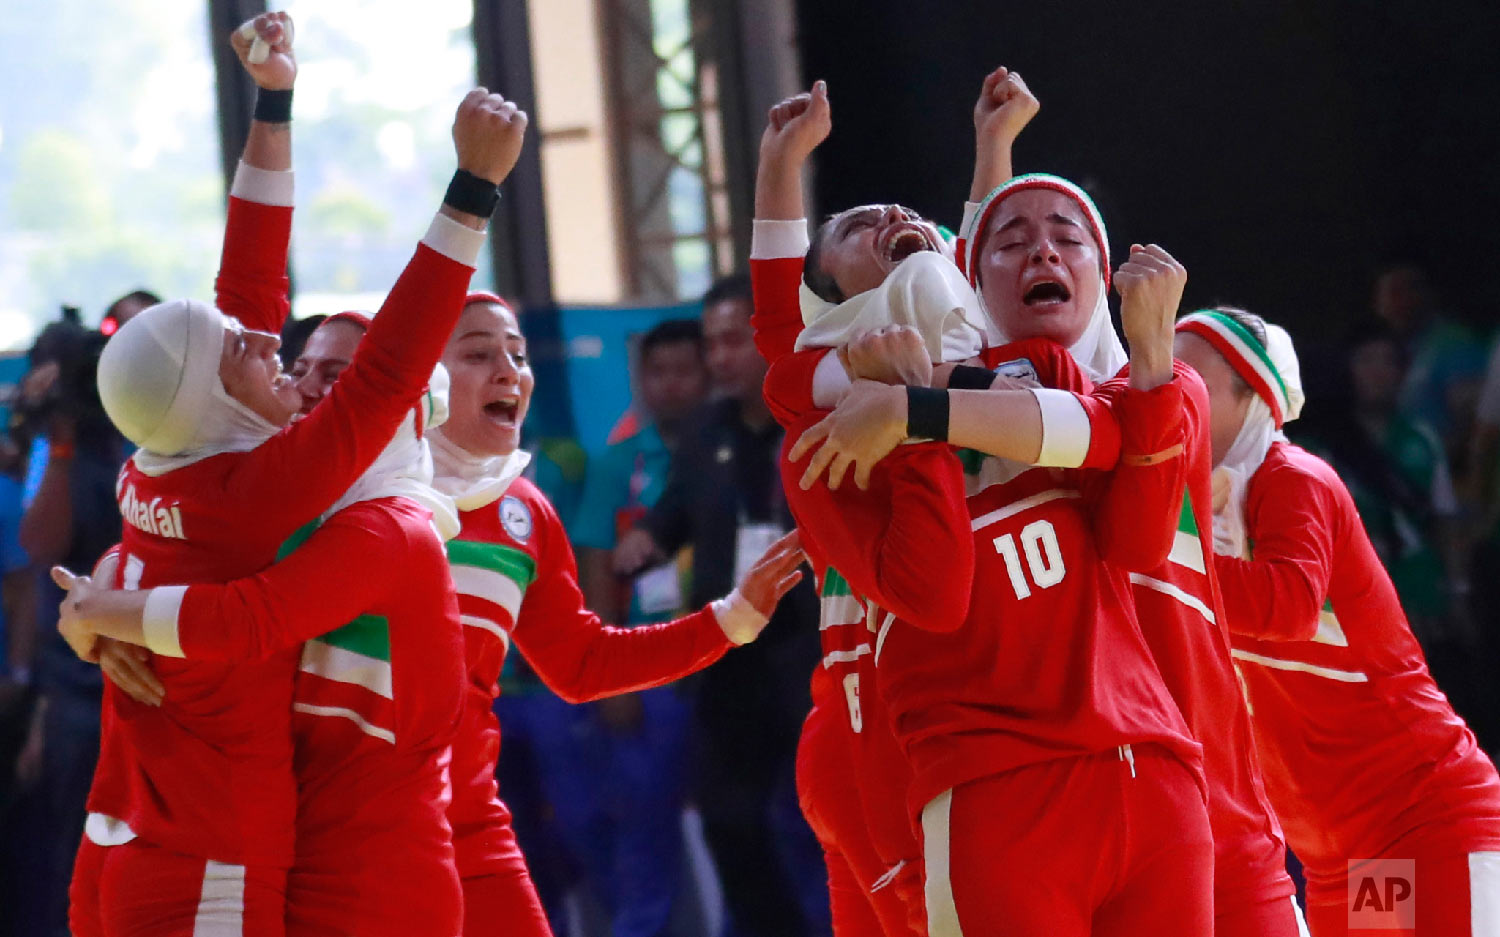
[734,518,785,583]
[732,438,788,583]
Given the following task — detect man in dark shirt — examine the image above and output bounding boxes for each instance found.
[618,275,827,937]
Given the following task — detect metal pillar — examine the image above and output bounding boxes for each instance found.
[473,0,556,309]
[206,0,266,194]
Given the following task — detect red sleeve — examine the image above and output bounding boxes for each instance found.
[781,413,974,631]
[750,255,805,365]
[226,243,474,528]
[1083,367,1189,571]
[215,196,292,335]
[175,502,403,660]
[1213,464,1333,642]
[511,499,731,703]
[1069,392,1125,470]
[764,347,831,429]
[980,340,1122,469]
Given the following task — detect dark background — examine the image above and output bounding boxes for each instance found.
[795,1,1500,360]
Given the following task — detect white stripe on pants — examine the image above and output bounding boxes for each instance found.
[921,789,963,937]
[1291,895,1311,937]
[193,860,247,936]
[1473,851,1500,936]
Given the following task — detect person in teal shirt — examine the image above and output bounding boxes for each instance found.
[576,319,708,624]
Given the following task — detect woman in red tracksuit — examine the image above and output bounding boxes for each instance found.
[755,80,1215,937]
[428,293,807,937]
[65,19,524,934]
[944,69,1300,937]
[57,391,468,937]
[751,83,980,937]
[1176,307,1500,937]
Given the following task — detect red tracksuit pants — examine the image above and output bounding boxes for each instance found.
[1303,849,1500,937]
[1213,832,1307,937]
[797,702,925,937]
[456,818,553,937]
[70,837,287,937]
[287,745,462,937]
[920,744,1214,937]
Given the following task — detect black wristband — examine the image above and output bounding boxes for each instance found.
[947,365,998,390]
[444,169,501,218]
[906,386,950,441]
[253,88,293,123]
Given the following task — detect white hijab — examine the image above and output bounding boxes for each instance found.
[324,364,461,541]
[98,299,282,477]
[428,427,532,512]
[794,250,985,363]
[1175,311,1305,558]
[962,174,1127,382]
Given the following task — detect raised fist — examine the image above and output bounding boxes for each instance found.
[1115,243,1187,359]
[453,89,530,185]
[759,81,832,168]
[843,325,933,388]
[230,12,296,91]
[974,67,1038,150]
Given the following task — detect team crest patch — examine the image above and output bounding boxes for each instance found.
[992,357,1039,385]
[499,496,533,541]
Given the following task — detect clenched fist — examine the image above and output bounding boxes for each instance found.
[1115,243,1187,389]
[453,89,530,186]
[231,12,296,90]
[974,67,1038,156]
[842,325,933,388]
[760,81,832,170]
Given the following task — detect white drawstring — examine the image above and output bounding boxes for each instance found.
[1118,744,1137,778]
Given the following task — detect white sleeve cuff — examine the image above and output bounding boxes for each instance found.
[141,586,188,658]
[422,212,487,268]
[959,201,982,240]
[230,161,294,207]
[711,590,768,645]
[811,351,853,409]
[751,219,811,259]
[1032,388,1091,468]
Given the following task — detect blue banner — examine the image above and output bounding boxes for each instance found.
[518,302,702,455]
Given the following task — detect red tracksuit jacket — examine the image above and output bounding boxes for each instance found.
[92,194,478,868]
[1219,440,1500,874]
[1094,367,1292,908]
[753,249,971,907]
[442,477,734,877]
[751,248,1198,827]
[159,497,466,932]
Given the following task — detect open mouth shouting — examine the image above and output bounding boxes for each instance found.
[880,222,936,266]
[1022,278,1072,307]
[484,397,522,429]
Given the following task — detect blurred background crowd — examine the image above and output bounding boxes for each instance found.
[1,1,1498,936]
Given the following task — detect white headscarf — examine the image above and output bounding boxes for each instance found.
[1175,311,1305,558]
[428,427,532,512]
[99,299,281,477]
[323,364,461,540]
[962,174,1127,382]
[794,250,985,363]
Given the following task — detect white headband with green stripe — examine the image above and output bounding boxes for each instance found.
[1176,310,1303,427]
